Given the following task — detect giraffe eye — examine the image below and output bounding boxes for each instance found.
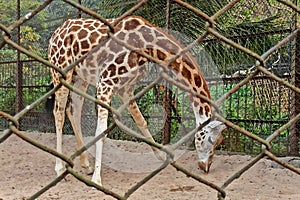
[208,136,214,144]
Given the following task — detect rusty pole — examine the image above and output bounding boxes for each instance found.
[290,1,299,156]
[162,0,172,145]
[78,0,82,18]
[16,0,24,116]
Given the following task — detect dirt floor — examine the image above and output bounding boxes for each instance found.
[0,132,300,200]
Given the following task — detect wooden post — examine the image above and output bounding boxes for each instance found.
[162,0,172,145]
[16,0,24,115]
[78,0,82,18]
[290,2,299,156]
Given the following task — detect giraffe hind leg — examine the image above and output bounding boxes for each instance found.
[66,78,93,175]
[53,85,69,176]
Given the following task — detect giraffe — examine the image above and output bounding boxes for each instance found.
[48,16,226,185]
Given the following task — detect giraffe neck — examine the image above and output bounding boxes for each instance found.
[119,16,212,123]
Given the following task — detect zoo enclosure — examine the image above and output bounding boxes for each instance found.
[0,0,299,199]
[0,0,299,156]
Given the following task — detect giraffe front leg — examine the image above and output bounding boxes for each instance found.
[91,105,108,186]
[128,101,166,161]
[91,83,112,186]
[66,79,93,175]
[55,128,64,176]
[121,90,166,161]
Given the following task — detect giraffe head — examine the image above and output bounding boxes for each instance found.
[195,120,226,173]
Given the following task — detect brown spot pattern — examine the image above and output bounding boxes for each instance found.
[115,52,126,64]
[69,25,81,33]
[128,32,144,48]
[102,70,108,79]
[124,19,141,30]
[118,66,128,74]
[112,77,119,84]
[138,57,147,66]
[117,32,126,40]
[154,29,164,38]
[60,29,67,39]
[128,52,138,68]
[104,79,112,85]
[74,20,83,25]
[82,68,88,77]
[58,40,62,47]
[203,83,211,99]
[106,54,114,63]
[81,40,89,49]
[90,31,99,44]
[182,66,192,84]
[171,60,180,72]
[100,96,107,102]
[199,106,204,116]
[59,48,65,55]
[73,41,79,56]
[58,56,64,65]
[205,105,210,116]
[156,39,179,54]
[108,41,123,53]
[64,35,72,47]
[157,49,167,60]
[67,49,71,57]
[200,91,207,103]
[60,20,69,29]
[96,50,108,64]
[107,64,116,76]
[82,50,88,55]
[140,26,154,42]
[193,101,199,108]
[194,74,202,88]
[78,30,88,40]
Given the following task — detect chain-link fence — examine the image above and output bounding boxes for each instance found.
[0,0,299,199]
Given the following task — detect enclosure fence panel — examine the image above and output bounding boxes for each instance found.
[0,0,299,199]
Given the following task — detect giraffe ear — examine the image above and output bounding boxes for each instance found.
[206,121,227,135]
[206,121,226,148]
[208,136,214,144]
[213,134,224,148]
[208,133,224,147]
[207,120,223,129]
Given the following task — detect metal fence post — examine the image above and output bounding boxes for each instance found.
[78,0,82,18]
[16,0,24,116]
[290,1,299,156]
[162,0,172,145]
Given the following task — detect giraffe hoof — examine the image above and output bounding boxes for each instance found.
[91,175,102,186]
[84,166,94,175]
[55,167,66,177]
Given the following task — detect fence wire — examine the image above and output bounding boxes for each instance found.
[0,0,299,200]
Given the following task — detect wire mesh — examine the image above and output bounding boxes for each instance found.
[0,0,299,199]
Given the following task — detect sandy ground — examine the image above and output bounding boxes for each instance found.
[0,132,300,200]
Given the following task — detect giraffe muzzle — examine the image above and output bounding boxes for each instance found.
[198,161,211,173]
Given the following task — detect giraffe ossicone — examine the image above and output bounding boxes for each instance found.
[48,15,226,186]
